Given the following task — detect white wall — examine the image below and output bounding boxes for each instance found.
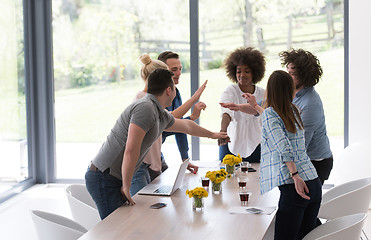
[349,0,371,144]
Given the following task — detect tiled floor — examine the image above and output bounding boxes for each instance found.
[0,183,370,240]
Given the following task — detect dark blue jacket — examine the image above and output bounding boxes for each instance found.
[162,88,189,160]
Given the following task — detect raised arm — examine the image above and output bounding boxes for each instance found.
[219,102,258,115]
[121,123,146,205]
[165,118,228,140]
[171,80,208,119]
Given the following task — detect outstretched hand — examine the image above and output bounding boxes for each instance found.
[190,101,207,120]
[218,135,230,146]
[211,131,228,140]
[220,102,241,111]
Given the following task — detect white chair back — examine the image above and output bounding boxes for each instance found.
[30,210,87,240]
[302,213,367,240]
[334,141,371,209]
[318,178,371,220]
[65,184,101,229]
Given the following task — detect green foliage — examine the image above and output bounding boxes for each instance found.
[51,47,344,143]
[207,59,223,70]
[52,0,139,89]
[69,64,96,87]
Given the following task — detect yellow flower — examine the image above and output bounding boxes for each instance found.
[205,169,227,184]
[235,154,242,164]
[222,154,235,166]
[222,154,242,166]
[186,187,208,198]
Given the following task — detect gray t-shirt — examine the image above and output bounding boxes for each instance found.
[92,94,175,180]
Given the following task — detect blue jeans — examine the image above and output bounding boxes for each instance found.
[275,178,322,240]
[219,143,261,163]
[85,168,127,220]
[130,162,151,196]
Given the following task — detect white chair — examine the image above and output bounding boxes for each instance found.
[318,178,371,220]
[333,141,371,209]
[30,210,87,240]
[302,213,367,240]
[65,184,101,229]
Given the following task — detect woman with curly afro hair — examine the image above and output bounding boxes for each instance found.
[218,47,266,163]
[279,49,333,187]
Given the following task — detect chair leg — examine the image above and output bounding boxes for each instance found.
[361,228,369,240]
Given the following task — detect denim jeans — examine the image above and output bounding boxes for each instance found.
[219,143,261,163]
[85,168,127,220]
[130,162,151,196]
[275,178,322,240]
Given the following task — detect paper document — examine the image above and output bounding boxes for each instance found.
[229,206,276,215]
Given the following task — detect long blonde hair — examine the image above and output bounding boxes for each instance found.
[264,70,303,133]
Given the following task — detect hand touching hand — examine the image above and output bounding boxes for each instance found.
[242,93,257,107]
[218,136,230,146]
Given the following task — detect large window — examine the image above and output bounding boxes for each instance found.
[0,0,348,202]
[198,0,344,160]
[0,1,28,193]
[52,0,190,178]
[51,0,344,179]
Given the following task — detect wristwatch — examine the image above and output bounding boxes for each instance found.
[289,171,299,178]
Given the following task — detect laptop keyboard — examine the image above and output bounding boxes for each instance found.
[154,185,172,194]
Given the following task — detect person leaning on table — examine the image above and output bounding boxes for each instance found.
[85,69,228,220]
[222,70,322,239]
[130,54,207,196]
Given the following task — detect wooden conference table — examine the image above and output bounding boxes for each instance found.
[79,162,279,240]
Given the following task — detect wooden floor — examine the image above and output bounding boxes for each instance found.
[0,184,370,240]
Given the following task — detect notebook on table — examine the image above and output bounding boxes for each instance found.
[138,158,190,196]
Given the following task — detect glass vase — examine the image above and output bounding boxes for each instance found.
[211,181,222,194]
[225,164,235,177]
[192,196,204,211]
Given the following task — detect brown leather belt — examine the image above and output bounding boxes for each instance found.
[89,163,110,174]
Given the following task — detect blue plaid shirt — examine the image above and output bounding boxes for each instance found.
[260,107,318,194]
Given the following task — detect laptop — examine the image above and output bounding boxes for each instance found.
[138,158,190,196]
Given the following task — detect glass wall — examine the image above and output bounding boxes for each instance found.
[198,0,345,160]
[0,1,28,193]
[51,0,344,179]
[52,0,190,178]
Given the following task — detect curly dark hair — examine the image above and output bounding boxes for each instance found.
[279,49,323,88]
[224,47,266,84]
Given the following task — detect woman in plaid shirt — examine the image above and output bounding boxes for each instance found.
[260,70,321,240]
[221,70,322,239]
